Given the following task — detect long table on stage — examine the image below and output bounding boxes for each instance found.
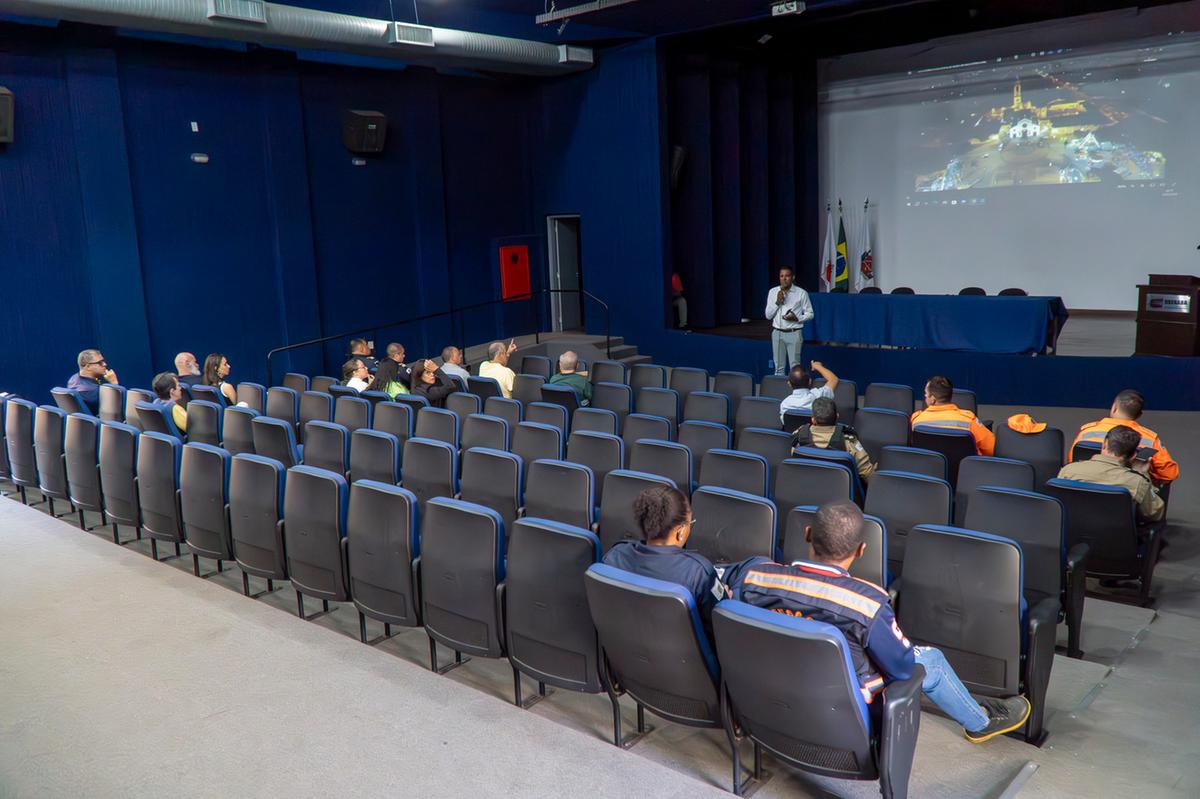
[807,293,1069,354]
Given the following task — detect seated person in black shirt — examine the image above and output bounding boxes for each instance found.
[410,358,457,408]
[348,338,379,373]
[602,485,726,638]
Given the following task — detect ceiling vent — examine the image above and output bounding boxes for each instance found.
[557,45,594,66]
[387,21,435,47]
[207,0,266,24]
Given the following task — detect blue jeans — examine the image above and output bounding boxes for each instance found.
[914,646,988,732]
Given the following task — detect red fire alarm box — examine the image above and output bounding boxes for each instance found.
[499,244,531,301]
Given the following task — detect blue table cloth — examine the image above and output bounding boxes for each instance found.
[807,294,1069,354]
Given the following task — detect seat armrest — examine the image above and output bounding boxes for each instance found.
[411,555,423,624]
[1024,597,1060,744]
[1065,543,1089,573]
[495,581,507,647]
[879,665,924,799]
[887,578,900,607]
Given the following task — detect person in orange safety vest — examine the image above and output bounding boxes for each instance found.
[1070,389,1178,485]
[910,375,995,456]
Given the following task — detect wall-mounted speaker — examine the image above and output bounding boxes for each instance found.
[0,87,13,144]
[341,109,387,154]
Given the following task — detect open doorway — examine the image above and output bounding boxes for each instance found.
[546,214,583,332]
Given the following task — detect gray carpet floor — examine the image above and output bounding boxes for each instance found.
[0,402,1197,797]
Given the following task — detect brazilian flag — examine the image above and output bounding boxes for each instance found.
[834,206,849,293]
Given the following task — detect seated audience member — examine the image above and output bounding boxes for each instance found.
[603,486,725,637]
[1070,389,1178,485]
[348,338,378,373]
[439,346,470,383]
[478,339,518,398]
[202,353,238,405]
[911,375,994,456]
[779,361,838,421]
[342,359,371,392]
[174,352,203,387]
[384,342,413,382]
[67,349,119,414]
[725,501,1030,744]
[151,371,188,432]
[367,358,410,399]
[1058,425,1164,522]
[411,359,457,408]
[548,350,592,406]
[792,397,875,481]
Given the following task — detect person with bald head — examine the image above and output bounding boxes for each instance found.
[478,339,517,398]
[548,350,592,406]
[174,352,203,387]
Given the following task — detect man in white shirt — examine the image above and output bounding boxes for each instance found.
[479,339,518,398]
[764,267,814,375]
[439,346,470,383]
[779,361,839,423]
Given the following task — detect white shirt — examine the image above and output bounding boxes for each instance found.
[765,285,814,332]
[441,362,470,382]
[779,386,835,422]
[346,377,369,392]
[479,360,516,398]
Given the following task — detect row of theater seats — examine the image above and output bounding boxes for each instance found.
[0,408,1052,796]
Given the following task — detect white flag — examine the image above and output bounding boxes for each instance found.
[819,204,834,292]
[855,198,875,292]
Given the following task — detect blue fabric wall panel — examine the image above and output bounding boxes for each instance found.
[739,64,770,319]
[667,61,715,329]
[0,50,96,402]
[710,61,743,327]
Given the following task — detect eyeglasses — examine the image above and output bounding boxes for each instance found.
[86,360,107,367]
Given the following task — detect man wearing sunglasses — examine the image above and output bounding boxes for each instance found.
[67,349,119,414]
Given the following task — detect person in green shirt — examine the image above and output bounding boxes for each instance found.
[548,350,592,407]
[368,358,410,399]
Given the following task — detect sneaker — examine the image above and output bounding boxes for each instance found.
[963,696,1031,744]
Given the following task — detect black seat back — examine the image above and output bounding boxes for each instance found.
[698,449,768,497]
[689,486,776,562]
[33,405,69,500]
[910,427,976,485]
[676,420,730,471]
[484,396,522,431]
[629,363,667,393]
[541,384,581,417]
[445,392,482,428]
[65,413,103,513]
[304,421,350,477]
[350,429,401,485]
[524,459,594,530]
[525,402,568,437]
[854,407,910,462]
[683,391,730,427]
[98,384,126,423]
[52,388,90,416]
[597,469,675,553]
[591,382,634,431]
[964,487,1063,600]
[415,407,459,449]
[237,382,267,415]
[372,401,413,448]
[460,447,523,533]
[251,416,300,468]
[265,386,299,430]
[758,375,791,401]
[622,413,672,465]
[401,438,458,512]
[635,387,680,436]
[222,407,259,456]
[186,400,223,447]
[283,466,351,602]
[954,456,1035,526]
[511,374,545,407]
[462,413,510,451]
[864,383,913,415]
[347,482,421,627]
[282,373,310,395]
[1046,479,1141,577]
[512,422,563,490]
[735,427,794,495]
[712,371,753,418]
[566,431,623,504]
[862,470,952,576]
[782,506,888,587]
[735,397,783,440]
[135,400,183,442]
[137,432,184,543]
[298,391,333,444]
[5,399,37,488]
[229,454,288,580]
[99,421,140,527]
[589,360,626,386]
[628,439,692,491]
[668,367,708,411]
[123,388,154,431]
[334,396,372,434]
[572,407,619,436]
[878,445,947,482]
[180,443,233,561]
[311,375,337,394]
[994,425,1065,488]
[520,355,553,380]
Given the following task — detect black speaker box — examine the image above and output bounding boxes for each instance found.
[0,87,13,144]
[341,109,387,154]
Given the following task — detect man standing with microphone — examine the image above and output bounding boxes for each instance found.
[764,267,813,376]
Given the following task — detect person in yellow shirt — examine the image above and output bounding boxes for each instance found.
[478,339,518,398]
[910,375,994,456]
[151,372,188,433]
[1070,389,1178,485]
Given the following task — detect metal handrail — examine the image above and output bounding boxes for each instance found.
[265,288,610,385]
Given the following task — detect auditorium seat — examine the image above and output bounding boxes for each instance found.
[589,360,626,386]
[712,371,754,418]
[758,374,791,401]
[859,286,883,294]
[372,401,413,449]
[99,421,140,544]
[284,465,351,619]
[186,400,223,447]
[282,372,310,395]
[484,396,522,431]
[788,447,865,506]
[864,383,913,415]
[5,399,37,504]
[629,363,667,393]
[191,384,226,407]
[444,393,481,430]
[328,384,359,401]
[98,384,126,424]
[572,408,619,437]
[951,388,978,414]
[734,397,783,441]
[863,470,952,577]
[236,382,267,415]
[222,407,258,456]
[180,443,234,576]
[541,384,581,416]
[621,414,672,465]
[401,438,458,512]
[675,421,729,469]
[505,518,603,707]
[0,399,9,492]
[349,429,401,485]
[890,286,915,295]
[511,422,563,490]
[629,439,693,493]
[910,426,974,486]
[229,453,288,596]
[298,391,333,445]
[347,482,421,641]
[420,498,507,671]
[959,286,987,296]
[775,459,858,540]
[123,388,154,431]
[266,386,300,432]
[311,375,338,395]
[699,449,769,497]
[584,564,722,747]
[567,431,623,504]
[511,375,545,407]
[668,366,709,409]
[521,355,553,380]
[782,408,811,431]
[32,405,69,517]
[415,407,460,450]
[460,447,523,533]
[688,486,776,562]
[1046,478,1162,606]
[683,391,730,427]
[782,506,888,587]
[135,401,184,442]
[879,445,947,482]
[854,407,910,462]
[251,417,302,468]
[462,413,510,452]
[359,390,391,413]
[591,382,634,432]
[597,469,676,553]
[137,431,184,562]
[994,424,1065,487]
[965,486,1085,658]
[897,525,1057,744]
[334,396,372,434]
[712,602,921,798]
[954,456,1035,526]
[999,287,1028,296]
[736,427,795,497]
[635,387,680,437]
[524,460,595,531]
[51,387,90,417]
[64,413,102,530]
[525,401,568,438]
[390,394,430,420]
[304,421,350,478]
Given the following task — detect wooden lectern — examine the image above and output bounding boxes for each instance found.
[1135,274,1200,356]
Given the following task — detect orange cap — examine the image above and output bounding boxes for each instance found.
[1007,413,1047,434]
